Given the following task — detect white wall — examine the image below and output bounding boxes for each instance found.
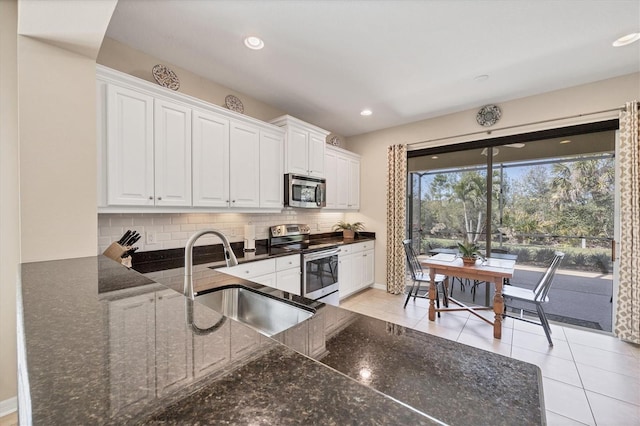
[0,0,19,409]
[346,73,640,287]
[18,36,98,262]
[98,211,346,254]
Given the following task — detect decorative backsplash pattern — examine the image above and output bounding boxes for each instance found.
[98,211,346,254]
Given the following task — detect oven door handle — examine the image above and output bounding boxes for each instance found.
[303,248,341,261]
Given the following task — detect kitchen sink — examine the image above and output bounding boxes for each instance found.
[195,285,314,337]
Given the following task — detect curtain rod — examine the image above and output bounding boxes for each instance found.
[407,105,626,148]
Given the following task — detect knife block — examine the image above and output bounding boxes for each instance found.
[103,242,128,262]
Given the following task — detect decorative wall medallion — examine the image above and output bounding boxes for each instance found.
[328,135,340,146]
[476,104,501,127]
[225,95,244,113]
[152,64,180,91]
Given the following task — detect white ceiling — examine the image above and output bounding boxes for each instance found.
[105,0,640,137]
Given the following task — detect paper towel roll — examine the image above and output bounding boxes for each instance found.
[244,224,256,251]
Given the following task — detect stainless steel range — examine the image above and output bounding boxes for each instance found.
[269,224,340,306]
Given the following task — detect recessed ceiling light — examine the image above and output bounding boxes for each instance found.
[431,156,439,159]
[560,139,571,144]
[244,36,264,50]
[360,109,372,116]
[474,74,489,82]
[613,32,640,47]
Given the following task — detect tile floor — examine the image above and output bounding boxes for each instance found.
[340,288,640,426]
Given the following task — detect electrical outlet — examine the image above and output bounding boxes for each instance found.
[146,231,156,244]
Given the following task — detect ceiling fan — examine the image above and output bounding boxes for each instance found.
[481,143,525,156]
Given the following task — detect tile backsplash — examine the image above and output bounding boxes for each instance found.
[98,211,346,254]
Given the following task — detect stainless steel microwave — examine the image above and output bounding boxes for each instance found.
[284,174,326,208]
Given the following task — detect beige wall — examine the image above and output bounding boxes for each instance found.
[0,0,19,406]
[97,37,287,124]
[346,73,640,286]
[18,36,98,262]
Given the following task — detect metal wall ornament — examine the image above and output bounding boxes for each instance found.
[225,95,244,113]
[152,64,180,91]
[476,104,502,127]
[328,135,340,146]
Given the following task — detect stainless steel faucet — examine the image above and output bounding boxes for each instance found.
[184,229,238,299]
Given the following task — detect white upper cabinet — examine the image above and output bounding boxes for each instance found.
[348,157,360,209]
[324,149,338,208]
[154,99,192,206]
[259,130,285,209]
[106,85,155,206]
[270,115,330,178]
[97,66,285,212]
[229,122,260,208]
[192,109,230,207]
[324,145,361,210]
[105,86,192,207]
[308,132,327,177]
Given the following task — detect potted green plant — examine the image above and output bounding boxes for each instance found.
[457,240,480,266]
[332,221,365,240]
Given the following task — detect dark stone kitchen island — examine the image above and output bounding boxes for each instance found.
[18,254,545,425]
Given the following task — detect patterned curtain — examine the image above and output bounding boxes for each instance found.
[386,144,407,294]
[615,101,640,344]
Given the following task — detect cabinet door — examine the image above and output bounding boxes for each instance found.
[348,158,360,210]
[259,130,284,209]
[154,99,192,206]
[352,252,365,292]
[155,290,193,396]
[276,267,301,295]
[362,249,375,287]
[106,85,154,206]
[308,310,326,359]
[286,126,309,175]
[252,272,277,288]
[193,304,230,379]
[324,150,337,208]
[229,122,260,208]
[192,110,230,207]
[339,254,355,298]
[308,132,326,178]
[336,155,349,209]
[230,320,261,361]
[282,321,309,356]
[108,293,156,415]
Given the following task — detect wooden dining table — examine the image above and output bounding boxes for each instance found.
[421,253,516,339]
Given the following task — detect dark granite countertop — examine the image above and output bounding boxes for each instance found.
[131,232,376,273]
[19,252,545,425]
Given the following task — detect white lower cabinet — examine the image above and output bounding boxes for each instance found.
[108,293,156,415]
[275,254,301,295]
[222,255,301,296]
[339,242,375,299]
[155,289,193,396]
[276,267,301,294]
[192,304,230,379]
[230,320,261,362]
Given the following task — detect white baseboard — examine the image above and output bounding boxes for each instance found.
[372,283,386,291]
[0,396,17,417]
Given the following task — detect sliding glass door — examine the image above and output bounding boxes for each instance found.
[408,128,616,332]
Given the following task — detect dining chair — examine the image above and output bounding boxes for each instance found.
[402,239,448,316]
[502,251,565,346]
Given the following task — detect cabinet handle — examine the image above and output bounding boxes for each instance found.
[232,200,236,203]
[157,196,162,200]
[149,196,154,200]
